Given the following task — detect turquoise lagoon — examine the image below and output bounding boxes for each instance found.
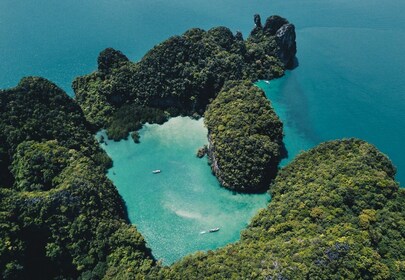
[98,117,269,264]
[2,0,405,264]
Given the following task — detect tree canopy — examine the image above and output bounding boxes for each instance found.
[0,78,154,279]
[204,81,283,192]
[1,15,403,280]
[156,139,405,279]
[72,15,293,192]
[72,15,289,140]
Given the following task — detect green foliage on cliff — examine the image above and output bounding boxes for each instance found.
[1,16,403,280]
[72,15,292,193]
[1,141,154,279]
[106,104,168,141]
[0,77,111,184]
[0,79,154,279]
[155,139,404,279]
[11,140,73,192]
[204,81,283,192]
[72,17,286,140]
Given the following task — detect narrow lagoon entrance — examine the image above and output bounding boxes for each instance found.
[257,78,315,167]
[99,117,269,264]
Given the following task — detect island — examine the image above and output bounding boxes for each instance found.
[0,77,154,279]
[0,15,404,280]
[205,81,283,192]
[73,14,296,192]
[155,139,405,280]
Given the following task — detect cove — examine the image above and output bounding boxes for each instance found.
[3,1,404,184]
[3,0,404,185]
[98,117,269,264]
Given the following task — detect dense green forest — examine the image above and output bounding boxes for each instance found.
[0,78,154,279]
[0,77,111,187]
[1,15,404,280]
[155,139,405,279]
[1,79,403,280]
[204,81,283,192]
[73,14,295,191]
[72,15,295,140]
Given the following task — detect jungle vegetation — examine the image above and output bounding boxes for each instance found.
[72,15,289,139]
[155,139,405,279]
[1,15,403,280]
[0,78,154,279]
[204,81,283,192]
[73,14,293,191]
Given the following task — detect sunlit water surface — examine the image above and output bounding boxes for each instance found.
[2,0,405,263]
[98,117,269,264]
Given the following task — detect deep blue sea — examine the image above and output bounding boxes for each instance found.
[2,0,404,263]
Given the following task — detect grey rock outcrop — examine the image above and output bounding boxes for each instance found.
[251,15,297,69]
[263,15,289,36]
[250,14,263,36]
[275,23,296,69]
[254,14,262,28]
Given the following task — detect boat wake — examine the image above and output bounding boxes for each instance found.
[200,227,220,234]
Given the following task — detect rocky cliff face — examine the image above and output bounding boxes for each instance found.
[207,134,228,188]
[252,15,297,69]
[274,23,296,68]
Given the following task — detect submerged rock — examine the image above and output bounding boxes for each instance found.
[196,145,208,158]
[131,131,140,143]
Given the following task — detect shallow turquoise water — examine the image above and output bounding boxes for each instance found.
[2,1,403,184]
[98,117,269,264]
[2,0,405,263]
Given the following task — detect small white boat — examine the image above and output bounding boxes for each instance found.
[209,227,220,233]
[152,170,161,174]
[264,80,270,84]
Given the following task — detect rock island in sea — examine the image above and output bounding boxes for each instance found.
[0,13,404,280]
[73,14,296,192]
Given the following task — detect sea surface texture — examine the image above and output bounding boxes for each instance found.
[1,0,404,263]
[98,118,268,264]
